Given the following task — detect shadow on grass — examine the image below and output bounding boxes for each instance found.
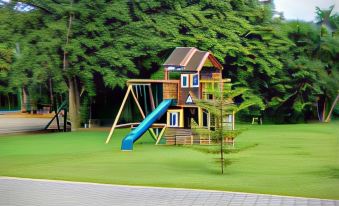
[314,167,339,179]
[189,143,259,155]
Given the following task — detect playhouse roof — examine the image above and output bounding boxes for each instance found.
[163,47,223,71]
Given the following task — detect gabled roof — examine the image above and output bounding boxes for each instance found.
[163,47,223,71]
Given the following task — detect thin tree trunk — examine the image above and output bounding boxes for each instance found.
[69,77,81,130]
[322,98,326,122]
[7,94,11,110]
[316,100,321,121]
[49,78,54,113]
[21,87,28,113]
[74,77,81,126]
[325,94,339,122]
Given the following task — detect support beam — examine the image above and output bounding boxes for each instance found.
[155,86,158,106]
[131,88,146,118]
[164,69,168,80]
[106,85,132,144]
[44,101,67,130]
[232,111,235,130]
[142,85,148,115]
[155,126,167,145]
[116,122,138,128]
[198,107,203,127]
[148,85,155,110]
[116,123,167,128]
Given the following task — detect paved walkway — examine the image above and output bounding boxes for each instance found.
[0,117,50,135]
[0,177,338,206]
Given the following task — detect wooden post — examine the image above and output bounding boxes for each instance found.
[148,85,155,110]
[208,112,211,130]
[143,85,148,115]
[106,85,132,144]
[155,86,158,106]
[198,107,203,127]
[232,111,235,130]
[164,69,168,80]
[155,126,167,145]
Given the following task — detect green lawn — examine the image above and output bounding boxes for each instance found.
[0,122,338,199]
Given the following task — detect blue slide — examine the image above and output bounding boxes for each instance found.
[121,99,172,151]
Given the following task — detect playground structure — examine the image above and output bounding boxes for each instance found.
[45,100,71,132]
[106,47,235,150]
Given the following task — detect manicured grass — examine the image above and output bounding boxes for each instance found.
[0,122,338,199]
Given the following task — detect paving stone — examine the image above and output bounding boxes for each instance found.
[0,177,338,206]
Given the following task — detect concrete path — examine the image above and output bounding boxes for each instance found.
[0,117,50,135]
[0,177,338,206]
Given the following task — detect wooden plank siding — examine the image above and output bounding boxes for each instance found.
[164,128,193,145]
[178,87,199,105]
[163,83,178,100]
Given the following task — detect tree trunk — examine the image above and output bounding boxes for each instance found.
[49,78,54,113]
[322,98,326,122]
[7,94,11,110]
[64,1,79,130]
[325,94,339,122]
[69,77,81,130]
[21,87,28,113]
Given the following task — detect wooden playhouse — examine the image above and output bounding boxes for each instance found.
[106,47,235,150]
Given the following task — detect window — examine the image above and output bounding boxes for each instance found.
[190,73,199,87]
[167,66,175,71]
[181,74,189,88]
[169,112,179,127]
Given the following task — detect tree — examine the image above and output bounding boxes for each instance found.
[1,0,335,125]
[196,81,264,174]
[314,6,339,122]
[0,44,15,110]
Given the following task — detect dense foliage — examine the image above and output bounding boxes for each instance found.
[0,0,338,125]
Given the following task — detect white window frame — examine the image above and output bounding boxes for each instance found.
[169,112,179,127]
[190,73,199,88]
[181,74,189,88]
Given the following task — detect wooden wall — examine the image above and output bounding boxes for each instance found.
[163,83,178,100]
[178,87,199,105]
[200,67,219,80]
